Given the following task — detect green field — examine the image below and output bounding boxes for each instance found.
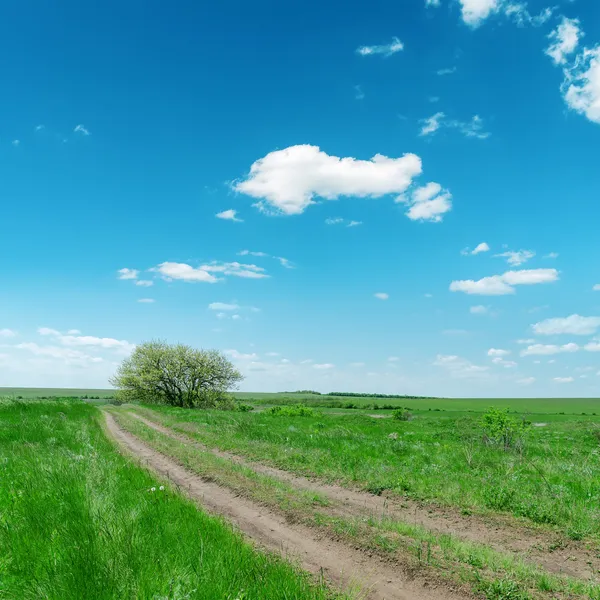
[0,399,338,599]
[3,388,599,415]
[132,403,600,541]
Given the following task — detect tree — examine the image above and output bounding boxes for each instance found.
[110,340,243,408]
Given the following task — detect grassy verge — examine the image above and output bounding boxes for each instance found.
[128,404,600,542]
[112,407,600,600]
[0,399,339,600]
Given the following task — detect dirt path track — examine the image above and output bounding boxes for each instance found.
[129,410,599,581]
[104,412,466,600]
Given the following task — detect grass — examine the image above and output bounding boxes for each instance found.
[111,406,600,600]
[0,387,115,399]
[0,399,340,600]
[130,403,600,541]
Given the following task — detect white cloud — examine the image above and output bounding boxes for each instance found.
[0,329,17,338]
[67,329,81,335]
[553,376,574,383]
[563,45,600,125]
[462,242,490,256]
[492,357,517,368]
[374,292,389,300]
[450,268,558,295]
[593,284,600,291]
[350,362,366,367]
[156,261,268,283]
[546,17,582,65]
[420,113,490,139]
[208,302,240,311]
[74,124,90,136]
[472,242,490,254]
[138,298,155,303]
[437,67,457,76]
[277,257,294,269]
[532,314,600,336]
[488,348,510,357]
[118,268,139,280]
[433,354,490,379]
[426,0,440,6]
[402,182,453,222]
[216,209,243,222]
[584,342,600,352]
[494,249,535,266]
[520,343,579,356]
[224,349,258,360]
[354,85,365,100]
[235,145,423,216]
[470,305,489,314]
[356,37,404,57]
[238,250,268,257]
[231,314,242,320]
[325,217,363,227]
[12,140,20,147]
[15,342,102,365]
[516,338,535,344]
[35,124,45,131]
[38,327,61,336]
[420,112,444,136]
[135,280,153,287]
[388,356,400,362]
[544,252,559,259]
[504,4,553,27]
[313,363,335,370]
[265,352,280,357]
[517,376,536,385]
[459,0,499,27]
[157,262,219,283]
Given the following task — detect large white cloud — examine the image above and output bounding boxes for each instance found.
[235,145,423,216]
[450,268,558,295]
[38,327,135,354]
[532,314,600,336]
[563,45,600,125]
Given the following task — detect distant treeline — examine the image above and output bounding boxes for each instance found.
[286,390,438,399]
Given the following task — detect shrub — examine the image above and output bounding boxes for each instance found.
[392,409,412,421]
[481,408,530,451]
[268,404,315,417]
[236,404,254,412]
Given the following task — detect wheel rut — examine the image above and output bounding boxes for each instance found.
[128,409,600,582]
[104,411,468,600]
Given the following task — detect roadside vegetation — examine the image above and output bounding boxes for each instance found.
[0,399,340,600]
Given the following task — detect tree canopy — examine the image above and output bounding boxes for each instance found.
[110,341,243,408]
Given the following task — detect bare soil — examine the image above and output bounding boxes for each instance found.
[104,412,470,600]
[129,409,600,582]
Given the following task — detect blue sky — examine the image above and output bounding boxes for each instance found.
[2,0,600,397]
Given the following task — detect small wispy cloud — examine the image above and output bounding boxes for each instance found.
[35,124,45,131]
[325,217,362,227]
[436,67,457,76]
[118,268,139,280]
[216,209,243,222]
[461,242,490,256]
[74,124,90,136]
[420,113,490,139]
[374,292,389,300]
[237,250,294,269]
[356,37,404,58]
[354,85,365,100]
[135,280,154,287]
[494,249,535,266]
[138,298,155,303]
[12,140,20,147]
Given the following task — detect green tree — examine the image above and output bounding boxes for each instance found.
[110,341,243,408]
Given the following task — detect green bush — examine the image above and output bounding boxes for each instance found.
[237,404,254,412]
[392,409,412,421]
[268,404,315,417]
[481,408,530,451]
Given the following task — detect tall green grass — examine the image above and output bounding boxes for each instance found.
[134,405,600,540]
[0,400,338,600]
